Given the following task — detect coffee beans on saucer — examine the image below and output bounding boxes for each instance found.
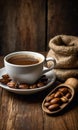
[0,74,48,89]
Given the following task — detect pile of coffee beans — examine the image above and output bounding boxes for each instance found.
[44,86,72,112]
[0,74,48,89]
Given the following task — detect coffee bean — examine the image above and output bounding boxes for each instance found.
[66,92,71,99]
[7,81,17,88]
[61,96,68,103]
[45,96,52,102]
[48,104,60,111]
[50,98,61,104]
[19,83,29,89]
[54,91,63,98]
[59,87,68,95]
[29,84,37,89]
[37,82,44,88]
[44,102,50,107]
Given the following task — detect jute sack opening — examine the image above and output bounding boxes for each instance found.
[47,35,78,81]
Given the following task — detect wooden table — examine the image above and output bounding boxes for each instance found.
[0,56,78,130]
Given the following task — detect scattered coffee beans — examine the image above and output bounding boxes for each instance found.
[0,74,48,89]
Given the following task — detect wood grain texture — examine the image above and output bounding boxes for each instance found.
[43,106,78,130]
[0,0,46,55]
[0,83,78,130]
[48,0,78,46]
[0,91,44,130]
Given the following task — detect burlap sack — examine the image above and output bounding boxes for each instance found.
[47,35,78,68]
[54,69,78,81]
[47,35,78,81]
[47,49,78,69]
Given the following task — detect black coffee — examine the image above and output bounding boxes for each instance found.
[7,55,39,65]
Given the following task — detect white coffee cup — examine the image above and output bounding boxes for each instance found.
[4,51,56,84]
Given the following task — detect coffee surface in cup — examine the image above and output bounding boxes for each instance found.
[7,55,39,65]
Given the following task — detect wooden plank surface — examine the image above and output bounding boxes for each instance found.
[0,91,44,130]
[0,0,46,55]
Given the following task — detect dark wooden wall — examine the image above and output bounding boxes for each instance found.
[48,0,78,43]
[0,0,78,55]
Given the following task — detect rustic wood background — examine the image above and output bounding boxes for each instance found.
[0,0,78,55]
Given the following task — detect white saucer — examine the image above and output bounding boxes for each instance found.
[0,67,56,94]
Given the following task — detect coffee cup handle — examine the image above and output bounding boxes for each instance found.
[42,57,56,74]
